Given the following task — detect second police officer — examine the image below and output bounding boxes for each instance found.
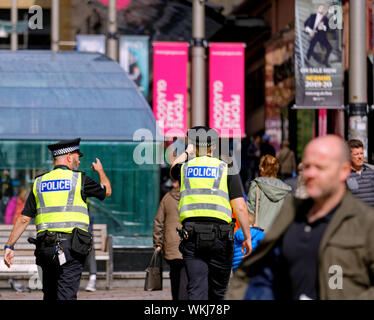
[3,138,111,300]
[170,126,253,300]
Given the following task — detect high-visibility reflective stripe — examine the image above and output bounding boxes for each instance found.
[37,205,88,215]
[212,162,226,189]
[35,177,46,208]
[179,203,232,217]
[67,171,79,206]
[36,221,89,232]
[183,163,191,189]
[180,188,229,201]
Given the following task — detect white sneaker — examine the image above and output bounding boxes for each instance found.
[85,279,96,292]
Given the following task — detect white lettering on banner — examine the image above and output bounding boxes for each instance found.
[156,80,184,131]
[155,50,186,55]
[211,51,242,56]
[213,81,241,129]
[156,79,167,129]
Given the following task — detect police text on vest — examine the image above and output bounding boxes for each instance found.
[187,166,219,178]
[41,179,71,192]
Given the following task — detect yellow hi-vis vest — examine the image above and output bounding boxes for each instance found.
[33,168,89,234]
[179,156,232,223]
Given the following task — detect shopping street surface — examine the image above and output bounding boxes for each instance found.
[0,287,172,300]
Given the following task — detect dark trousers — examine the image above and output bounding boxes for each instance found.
[35,238,86,300]
[307,34,332,64]
[180,237,233,300]
[165,258,188,300]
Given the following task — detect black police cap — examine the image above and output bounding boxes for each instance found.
[187,126,219,147]
[47,138,84,158]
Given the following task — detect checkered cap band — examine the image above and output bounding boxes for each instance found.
[52,145,80,157]
[196,142,210,147]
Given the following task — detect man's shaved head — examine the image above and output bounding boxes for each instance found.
[302,135,351,201]
[304,135,350,164]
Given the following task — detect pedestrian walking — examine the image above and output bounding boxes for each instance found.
[85,209,98,292]
[226,135,374,300]
[3,138,111,300]
[346,139,374,207]
[259,134,275,158]
[153,179,188,300]
[246,155,292,232]
[170,126,252,300]
[277,140,296,180]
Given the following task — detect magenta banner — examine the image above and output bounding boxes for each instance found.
[153,42,188,138]
[209,43,245,138]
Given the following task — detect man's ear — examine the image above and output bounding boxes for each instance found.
[66,153,72,163]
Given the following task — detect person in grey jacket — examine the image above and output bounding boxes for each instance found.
[346,139,374,207]
[247,155,292,232]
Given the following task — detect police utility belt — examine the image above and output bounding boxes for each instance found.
[35,228,93,257]
[178,220,234,251]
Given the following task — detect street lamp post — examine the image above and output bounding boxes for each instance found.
[348,0,368,160]
[51,0,59,53]
[107,0,118,62]
[11,0,17,51]
[191,0,206,127]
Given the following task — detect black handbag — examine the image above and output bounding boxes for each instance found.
[144,250,163,291]
[71,228,93,256]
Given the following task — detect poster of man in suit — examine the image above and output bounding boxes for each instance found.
[304,4,333,67]
[295,0,343,109]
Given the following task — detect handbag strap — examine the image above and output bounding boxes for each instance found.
[255,184,259,226]
[149,250,159,267]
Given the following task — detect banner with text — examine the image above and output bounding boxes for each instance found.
[153,42,188,138]
[120,35,149,98]
[294,0,343,109]
[209,43,245,138]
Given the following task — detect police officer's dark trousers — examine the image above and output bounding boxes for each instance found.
[179,222,234,300]
[35,233,86,301]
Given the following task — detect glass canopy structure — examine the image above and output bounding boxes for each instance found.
[0,50,161,247]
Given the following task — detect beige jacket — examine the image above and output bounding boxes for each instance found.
[153,187,182,260]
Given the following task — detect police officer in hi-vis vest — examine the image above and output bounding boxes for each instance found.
[3,138,111,300]
[170,126,253,300]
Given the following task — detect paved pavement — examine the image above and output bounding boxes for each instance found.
[0,287,172,300]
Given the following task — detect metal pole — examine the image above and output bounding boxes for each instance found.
[107,0,118,61]
[11,0,17,51]
[191,0,206,127]
[348,0,368,159]
[51,0,59,53]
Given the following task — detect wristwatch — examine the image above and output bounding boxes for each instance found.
[4,245,14,251]
[185,151,189,158]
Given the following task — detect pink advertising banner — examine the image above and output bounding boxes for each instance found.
[209,43,245,138]
[153,42,188,138]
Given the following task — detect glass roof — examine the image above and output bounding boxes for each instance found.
[0,50,159,141]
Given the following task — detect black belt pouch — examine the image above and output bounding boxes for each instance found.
[37,231,57,247]
[71,228,93,256]
[194,224,216,251]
